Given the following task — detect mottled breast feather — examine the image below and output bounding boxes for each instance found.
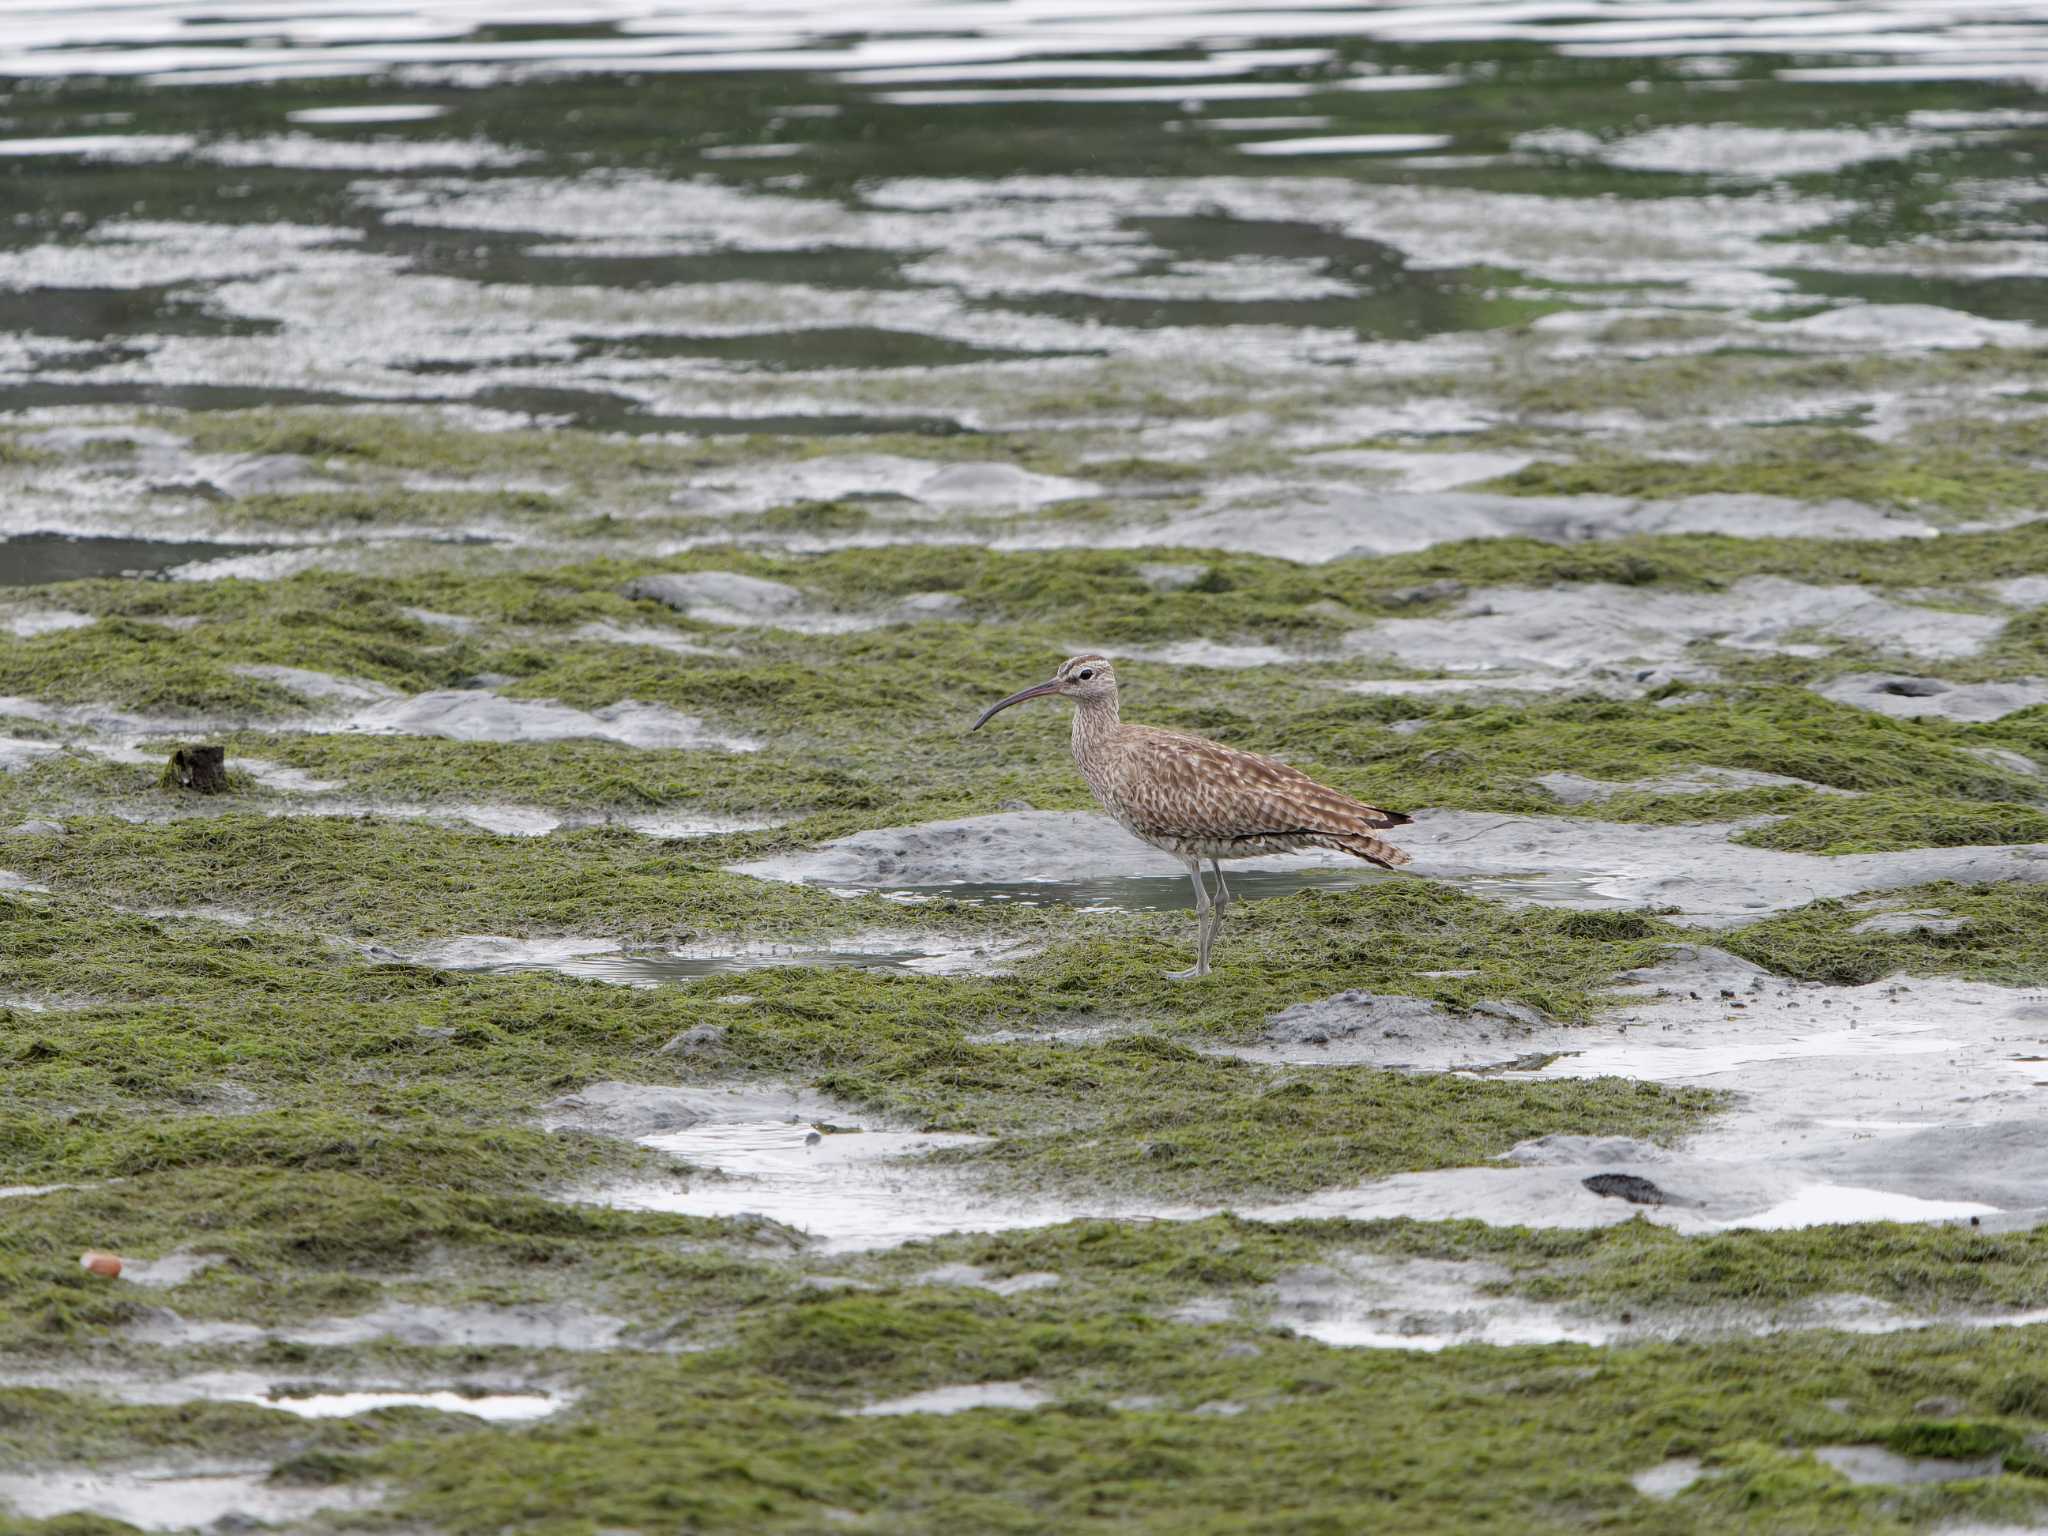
[1104,726,1412,868]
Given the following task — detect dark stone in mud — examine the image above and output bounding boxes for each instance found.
[657,1023,727,1058]
[165,745,228,794]
[1582,1173,1668,1205]
[1876,677,1949,697]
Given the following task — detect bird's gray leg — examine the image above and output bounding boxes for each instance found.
[1205,858,1230,968]
[1166,858,1212,981]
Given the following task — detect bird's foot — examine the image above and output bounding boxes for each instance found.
[1165,962,1210,982]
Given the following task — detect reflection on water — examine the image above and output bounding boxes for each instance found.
[880,868,1389,911]
[877,869,1613,912]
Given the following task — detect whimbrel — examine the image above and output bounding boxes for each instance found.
[972,654,1411,978]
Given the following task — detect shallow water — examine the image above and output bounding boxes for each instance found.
[0,532,266,585]
[400,931,1026,982]
[590,1115,1209,1253]
[0,1466,382,1530]
[0,1,2037,576]
[853,1382,1052,1416]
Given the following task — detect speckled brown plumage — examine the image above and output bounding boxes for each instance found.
[973,653,1410,977]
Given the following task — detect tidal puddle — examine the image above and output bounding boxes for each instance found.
[59,1368,570,1421]
[0,1353,568,1420]
[1632,1459,1705,1500]
[398,932,1024,983]
[245,1387,563,1421]
[145,797,780,842]
[1244,961,2048,1235]
[1260,1257,1617,1351]
[588,1117,1203,1253]
[0,1466,381,1531]
[1260,1265,2048,1354]
[733,808,2048,926]
[0,532,268,585]
[132,1301,627,1352]
[1813,1445,2004,1486]
[852,1382,1051,1416]
[870,868,1390,912]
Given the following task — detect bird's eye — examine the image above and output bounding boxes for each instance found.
[1076,668,1095,680]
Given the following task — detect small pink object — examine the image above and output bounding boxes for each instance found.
[79,1251,123,1278]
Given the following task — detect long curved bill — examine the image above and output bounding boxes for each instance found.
[971,678,1062,731]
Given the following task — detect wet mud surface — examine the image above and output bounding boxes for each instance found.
[5,3,2048,1533]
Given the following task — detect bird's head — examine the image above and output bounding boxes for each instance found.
[971,653,1116,731]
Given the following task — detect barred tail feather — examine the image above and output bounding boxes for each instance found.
[1324,832,1412,869]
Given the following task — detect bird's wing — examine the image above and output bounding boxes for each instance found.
[1116,727,1409,846]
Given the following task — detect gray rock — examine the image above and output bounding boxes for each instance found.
[1470,999,1548,1027]
[1817,673,2048,723]
[1610,945,1772,998]
[541,1080,841,1139]
[4,820,62,838]
[1137,562,1209,593]
[657,1023,728,1058]
[229,664,402,705]
[1142,488,1941,568]
[1536,766,1843,806]
[627,571,806,617]
[281,1301,627,1351]
[914,461,1095,509]
[1506,1135,1672,1167]
[347,690,758,751]
[1153,488,1636,562]
[1350,578,2001,679]
[895,591,965,617]
[1264,990,1462,1047]
[1911,1396,1967,1420]
[1627,492,1936,541]
[1964,745,2044,777]
[1848,911,1968,936]
[204,453,325,500]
